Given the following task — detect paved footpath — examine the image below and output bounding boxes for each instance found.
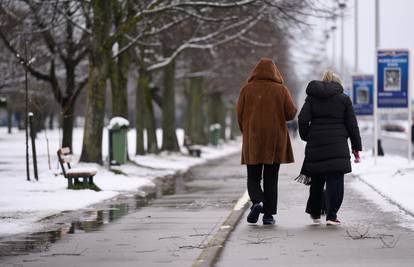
[1,154,247,267]
[2,140,414,267]
[217,140,414,267]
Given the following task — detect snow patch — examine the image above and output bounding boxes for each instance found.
[108,117,130,129]
[351,151,414,225]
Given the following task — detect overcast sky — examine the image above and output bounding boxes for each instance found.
[292,0,414,102]
[338,0,414,72]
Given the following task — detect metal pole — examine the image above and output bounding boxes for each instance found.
[408,51,412,164]
[373,0,380,164]
[331,25,337,69]
[24,42,30,181]
[340,5,345,79]
[29,113,39,180]
[354,0,359,73]
[376,0,380,48]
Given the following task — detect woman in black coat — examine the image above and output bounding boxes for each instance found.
[298,71,362,225]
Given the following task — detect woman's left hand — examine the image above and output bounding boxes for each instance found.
[352,150,361,163]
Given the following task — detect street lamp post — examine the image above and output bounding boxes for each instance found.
[16,41,36,181]
[331,25,337,69]
[339,1,347,80]
[374,0,380,163]
[24,42,30,182]
[354,0,359,73]
[324,29,331,62]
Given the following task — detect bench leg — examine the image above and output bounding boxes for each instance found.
[68,178,73,189]
[74,178,79,184]
[89,176,94,185]
[83,177,88,186]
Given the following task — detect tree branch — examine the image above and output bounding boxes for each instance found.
[0,28,51,82]
[140,0,257,16]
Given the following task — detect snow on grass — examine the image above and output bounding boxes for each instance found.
[351,151,414,218]
[349,179,414,230]
[0,127,241,237]
[132,141,241,171]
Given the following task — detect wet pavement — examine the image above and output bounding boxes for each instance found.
[217,141,414,267]
[0,154,246,266]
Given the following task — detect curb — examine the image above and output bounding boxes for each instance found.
[192,191,250,267]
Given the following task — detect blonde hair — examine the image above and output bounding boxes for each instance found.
[322,70,343,85]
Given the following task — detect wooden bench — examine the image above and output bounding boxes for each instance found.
[57,147,97,189]
[187,145,202,157]
[183,136,202,157]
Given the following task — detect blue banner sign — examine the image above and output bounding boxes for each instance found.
[352,75,374,115]
[377,49,409,108]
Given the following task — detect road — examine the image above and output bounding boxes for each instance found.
[362,133,410,158]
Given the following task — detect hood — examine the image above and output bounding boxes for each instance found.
[306,80,343,99]
[248,58,284,84]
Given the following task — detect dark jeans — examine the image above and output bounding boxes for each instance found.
[306,172,344,221]
[247,164,280,215]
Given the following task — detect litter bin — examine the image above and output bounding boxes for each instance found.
[108,117,129,165]
[209,124,221,146]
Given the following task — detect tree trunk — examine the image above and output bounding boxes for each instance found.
[135,67,146,155]
[110,39,130,119]
[186,76,208,145]
[49,112,54,130]
[79,63,107,163]
[60,4,78,152]
[80,0,111,164]
[141,68,158,154]
[7,105,12,134]
[62,106,74,150]
[109,0,130,120]
[161,56,179,152]
[208,92,226,140]
[62,63,75,150]
[230,103,240,140]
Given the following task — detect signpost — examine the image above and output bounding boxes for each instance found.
[375,49,411,163]
[352,74,374,116]
[377,50,409,109]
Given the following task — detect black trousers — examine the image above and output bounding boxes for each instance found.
[247,164,280,215]
[305,172,344,221]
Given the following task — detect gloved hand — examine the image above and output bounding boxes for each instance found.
[352,150,361,163]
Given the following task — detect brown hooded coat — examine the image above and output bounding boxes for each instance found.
[237,58,297,165]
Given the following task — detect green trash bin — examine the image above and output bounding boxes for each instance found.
[209,124,221,146]
[108,117,129,165]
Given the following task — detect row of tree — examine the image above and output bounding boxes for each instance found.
[0,0,331,164]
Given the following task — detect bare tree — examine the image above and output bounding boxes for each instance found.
[0,0,89,150]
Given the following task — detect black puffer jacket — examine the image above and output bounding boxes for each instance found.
[412,124,414,144]
[298,81,362,176]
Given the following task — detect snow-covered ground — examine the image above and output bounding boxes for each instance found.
[351,151,414,219]
[0,127,241,237]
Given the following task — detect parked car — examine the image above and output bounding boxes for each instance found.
[382,124,406,132]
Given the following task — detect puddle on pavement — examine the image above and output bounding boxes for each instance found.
[0,173,192,258]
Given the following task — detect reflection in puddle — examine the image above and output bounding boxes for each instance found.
[0,174,189,257]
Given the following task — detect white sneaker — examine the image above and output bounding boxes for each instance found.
[326,219,341,225]
[310,215,321,224]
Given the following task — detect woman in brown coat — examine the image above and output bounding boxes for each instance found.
[237,58,297,225]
